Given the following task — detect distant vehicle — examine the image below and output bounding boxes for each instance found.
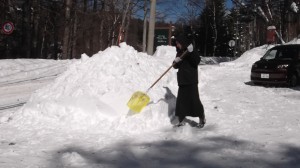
[251,44,300,87]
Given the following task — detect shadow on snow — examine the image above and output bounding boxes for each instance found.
[244,81,300,91]
[49,137,300,168]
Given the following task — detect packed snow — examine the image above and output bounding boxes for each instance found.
[0,42,300,168]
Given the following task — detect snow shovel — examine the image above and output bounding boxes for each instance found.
[127,50,188,113]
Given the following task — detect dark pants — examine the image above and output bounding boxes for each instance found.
[176,84,205,122]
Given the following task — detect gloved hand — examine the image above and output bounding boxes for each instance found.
[173,57,182,63]
[187,44,193,52]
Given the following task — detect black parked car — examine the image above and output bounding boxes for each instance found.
[251,44,300,87]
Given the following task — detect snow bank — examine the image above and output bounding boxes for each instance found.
[228,38,300,68]
[285,38,300,44]
[11,43,178,133]
[221,38,300,68]
[200,57,235,65]
[153,45,176,60]
[220,45,272,68]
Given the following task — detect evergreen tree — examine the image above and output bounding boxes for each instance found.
[197,0,229,56]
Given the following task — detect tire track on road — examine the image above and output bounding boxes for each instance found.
[0,102,26,111]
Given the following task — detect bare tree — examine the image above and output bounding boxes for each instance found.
[71,0,78,58]
[211,1,217,56]
[118,0,132,45]
[32,0,40,58]
[62,0,72,59]
[23,1,33,58]
[143,0,148,52]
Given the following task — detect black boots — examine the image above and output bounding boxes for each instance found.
[197,118,206,128]
[174,116,206,128]
[174,116,186,127]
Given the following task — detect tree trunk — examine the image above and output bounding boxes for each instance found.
[32,0,40,58]
[212,2,217,56]
[124,11,131,42]
[51,1,59,59]
[99,18,104,50]
[82,0,90,54]
[71,2,78,59]
[23,1,32,58]
[111,15,120,46]
[118,0,131,45]
[93,0,98,11]
[88,0,99,55]
[40,15,48,58]
[99,0,106,50]
[142,0,148,52]
[62,0,72,59]
[84,0,88,11]
[204,12,207,56]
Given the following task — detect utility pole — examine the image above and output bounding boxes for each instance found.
[143,0,147,52]
[147,0,156,55]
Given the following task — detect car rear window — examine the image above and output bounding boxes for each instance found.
[263,49,277,60]
[276,48,297,59]
[262,47,298,60]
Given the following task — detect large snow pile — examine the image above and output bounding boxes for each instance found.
[9,43,273,133]
[11,44,178,133]
[285,38,300,44]
[220,45,271,67]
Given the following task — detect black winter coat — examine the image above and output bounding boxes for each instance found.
[173,34,204,119]
[173,49,200,86]
[173,50,204,119]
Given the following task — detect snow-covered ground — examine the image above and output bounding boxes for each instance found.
[0,43,300,168]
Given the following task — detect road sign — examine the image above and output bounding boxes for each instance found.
[154,26,171,52]
[228,40,235,47]
[1,22,14,35]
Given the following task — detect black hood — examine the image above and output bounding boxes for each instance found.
[176,34,192,49]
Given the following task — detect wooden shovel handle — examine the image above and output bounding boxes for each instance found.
[147,50,188,92]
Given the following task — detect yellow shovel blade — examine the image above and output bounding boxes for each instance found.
[127,91,150,113]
